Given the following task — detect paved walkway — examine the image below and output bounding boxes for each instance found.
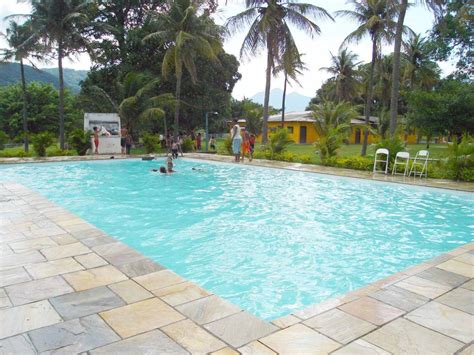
[0,182,473,354]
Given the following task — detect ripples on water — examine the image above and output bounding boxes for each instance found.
[1,158,473,319]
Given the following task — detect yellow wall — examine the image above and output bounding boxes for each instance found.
[257,121,319,143]
[348,125,379,144]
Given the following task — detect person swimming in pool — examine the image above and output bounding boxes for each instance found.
[151,166,170,174]
[166,154,175,173]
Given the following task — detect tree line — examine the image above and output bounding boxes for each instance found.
[0,0,472,156]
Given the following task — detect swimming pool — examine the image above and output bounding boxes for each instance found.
[1,158,473,320]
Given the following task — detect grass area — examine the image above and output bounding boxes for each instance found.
[215,139,449,160]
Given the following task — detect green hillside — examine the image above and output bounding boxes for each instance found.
[0,62,88,93]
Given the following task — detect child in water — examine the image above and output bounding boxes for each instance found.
[166,154,175,173]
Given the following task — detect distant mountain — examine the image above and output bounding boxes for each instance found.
[250,88,312,112]
[42,67,88,93]
[0,62,88,93]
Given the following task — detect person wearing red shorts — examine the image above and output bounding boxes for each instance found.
[93,126,99,154]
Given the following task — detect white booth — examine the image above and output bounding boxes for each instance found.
[84,113,122,154]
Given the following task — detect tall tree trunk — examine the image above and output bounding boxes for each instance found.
[58,43,65,150]
[174,72,182,141]
[262,39,273,144]
[281,73,287,128]
[20,58,28,153]
[361,38,377,156]
[389,0,408,138]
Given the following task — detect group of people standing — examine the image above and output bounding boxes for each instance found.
[92,126,132,155]
[230,118,255,163]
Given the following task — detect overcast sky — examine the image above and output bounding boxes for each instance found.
[0,0,453,99]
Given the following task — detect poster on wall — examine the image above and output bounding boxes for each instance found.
[84,113,122,154]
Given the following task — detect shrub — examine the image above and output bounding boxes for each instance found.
[223,136,233,155]
[375,137,405,164]
[324,156,373,171]
[181,137,194,153]
[31,132,55,157]
[0,150,33,158]
[0,131,8,150]
[444,134,474,181]
[47,147,75,156]
[68,129,91,156]
[266,129,293,158]
[142,133,160,154]
[315,127,348,161]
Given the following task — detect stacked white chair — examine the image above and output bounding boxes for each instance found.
[373,148,389,174]
[409,150,429,178]
[392,151,410,176]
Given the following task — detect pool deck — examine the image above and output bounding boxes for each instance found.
[1,179,473,354]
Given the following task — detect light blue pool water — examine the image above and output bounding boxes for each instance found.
[1,158,473,320]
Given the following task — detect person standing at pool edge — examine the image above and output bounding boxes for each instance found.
[93,127,99,154]
[230,118,241,162]
[120,127,127,154]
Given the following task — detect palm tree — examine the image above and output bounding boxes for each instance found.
[337,0,397,156]
[311,100,359,159]
[274,46,307,127]
[0,21,43,153]
[144,0,222,140]
[226,0,333,144]
[388,0,444,137]
[321,48,362,103]
[24,0,94,150]
[402,33,440,89]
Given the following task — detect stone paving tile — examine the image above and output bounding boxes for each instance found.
[454,253,474,265]
[0,288,12,309]
[304,308,376,344]
[162,319,226,353]
[0,250,45,270]
[401,262,432,276]
[90,329,188,354]
[259,323,341,354]
[25,257,84,279]
[332,339,390,355]
[6,275,74,306]
[74,253,108,269]
[370,285,429,312]
[0,267,31,287]
[134,269,186,292]
[176,295,241,325]
[338,296,405,326]
[61,223,96,234]
[211,347,239,355]
[459,344,474,355]
[437,260,474,278]
[23,226,66,239]
[405,301,473,343]
[394,275,451,299]
[363,317,464,354]
[204,311,278,348]
[50,286,125,320]
[41,242,90,260]
[436,287,474,314]
[0,243,13,256]
[293,296,350,320]
[63,265,128,291]
[416,266,469,288]
[50,233,77,245]
[271,314,300,329]
[9,237,57,253]
[100,297,185,338]
[116,257,165,278]
[425,253,453,266]
[108,279,153,304]
[28,314,120,354]
[153,281,211,306]
[461,279,474,291]
[92,241,144,266]
[0,300,62,339]
[70,228,107,240]
[0,231,25,243]
[81,234,117,248]
[0,334,37,354]
[238,341,277,354]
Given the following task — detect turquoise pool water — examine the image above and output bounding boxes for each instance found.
[1,158,473,320]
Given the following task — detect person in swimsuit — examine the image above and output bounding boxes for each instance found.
[166,154,175,173]
[249,133,255,161]
[241,130,251,162]
[209,136,216,151]
[125,133,133,154]
[93,126,99,154]
[171,140,178,159]
[196,133,202,151]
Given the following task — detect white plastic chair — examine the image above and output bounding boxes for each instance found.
[373,148,389,174]
[409,150,429,178]
[392,151,410,176]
